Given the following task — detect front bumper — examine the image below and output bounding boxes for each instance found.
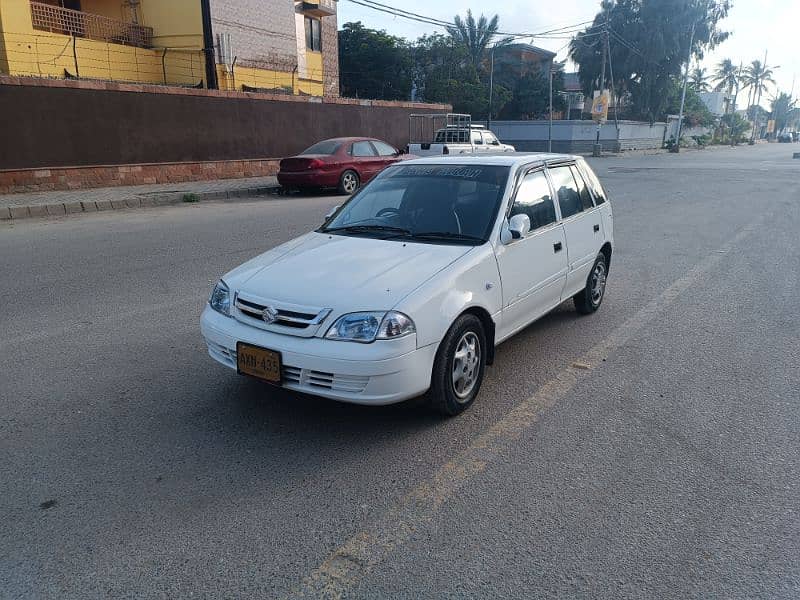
[200,306,437,405]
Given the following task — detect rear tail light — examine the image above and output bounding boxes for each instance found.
[443,145,450,155]
[307,159,324,169]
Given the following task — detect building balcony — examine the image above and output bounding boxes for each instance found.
[30,1,153,48]
[296,0,336,17]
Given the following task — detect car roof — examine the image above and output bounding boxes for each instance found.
[317,137,382,143]
[401,153,579,168]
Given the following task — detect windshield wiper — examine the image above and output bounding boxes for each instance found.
[409,231,486,243]
[322,224,412,236]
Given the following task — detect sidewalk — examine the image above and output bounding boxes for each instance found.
[0,175,281,221]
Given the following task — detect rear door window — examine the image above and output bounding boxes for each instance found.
[351,141,378,157]
[471,131,484,145]
[371,141,398,156]
[576,160,607,205]
[570,166,595,210]
[548,165,583,219]
[509,170,557,232]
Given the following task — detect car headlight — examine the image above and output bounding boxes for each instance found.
[209,280,231,316]
[325,311,415,343]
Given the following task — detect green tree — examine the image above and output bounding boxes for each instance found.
[690,66,710,92]
[720,112,750,143]
[338,22,412,100]
[663,81,716,127]
[413,33,511,119]
[445,10,502,69]
[495,69,566,120]
[570,0,731,123]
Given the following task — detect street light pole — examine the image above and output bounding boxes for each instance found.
[488,44,495,130]
[593,23,608,155]
[674,20,696,153]
[549,67,554,152]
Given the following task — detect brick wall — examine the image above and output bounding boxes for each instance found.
[322,14,340,97]
[209,0,299,71]
[0,76,450,191]
[0,159,280,195]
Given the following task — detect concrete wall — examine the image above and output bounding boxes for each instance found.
[0,76,448,170]
[488,120,669,153]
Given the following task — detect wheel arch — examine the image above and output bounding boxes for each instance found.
[458,306,497,365]
[600,242,612,272]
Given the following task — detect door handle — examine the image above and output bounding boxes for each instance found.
[593,224,600,232]
[553,242,563,253]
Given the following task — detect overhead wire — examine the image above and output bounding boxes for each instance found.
[342,0,598,41]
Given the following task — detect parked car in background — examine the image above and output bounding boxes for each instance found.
[277,137,410,194]
[201,154,613,416]
[408,125,516,156]
[407,113,515,157]
[777,132,793,143]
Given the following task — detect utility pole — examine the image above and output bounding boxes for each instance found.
[674,20,696,153]
[548,66,554,152]
[593,18,609,156]
[606,28,620,143]
[488,44,495,130]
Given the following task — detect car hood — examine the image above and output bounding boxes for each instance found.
[224,232,473,311]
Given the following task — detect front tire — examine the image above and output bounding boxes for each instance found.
[574,253,608,314]
[428,314,487,416]
[338,170,360,195]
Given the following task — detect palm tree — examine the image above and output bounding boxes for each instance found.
[744,59,776,141]
[743,59,775,115]
[770,92,797,133]
[713,59,738,96]
[446,10,502,69]
[690,66,710,92]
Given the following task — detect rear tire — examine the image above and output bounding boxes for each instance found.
[338,170,360,195]
[574,253,608,314]
[428,314,487,416]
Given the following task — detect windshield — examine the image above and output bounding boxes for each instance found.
[320,164,510,244]
[300,140,341,155]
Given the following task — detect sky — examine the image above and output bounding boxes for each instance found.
[337,0,799,108]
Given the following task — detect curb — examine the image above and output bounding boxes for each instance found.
[0,184,283,222]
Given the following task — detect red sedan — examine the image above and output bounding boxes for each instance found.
[277,137,411,194]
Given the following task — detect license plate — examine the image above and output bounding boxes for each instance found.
[236,342,282,384]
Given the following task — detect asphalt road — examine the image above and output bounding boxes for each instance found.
[1,143,799,599]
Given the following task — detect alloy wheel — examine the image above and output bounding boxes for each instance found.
[452,331,481,400]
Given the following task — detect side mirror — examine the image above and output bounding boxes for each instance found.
[507,214,530,240]
[325,205,340,220]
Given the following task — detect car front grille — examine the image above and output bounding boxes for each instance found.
[233,293,331,337]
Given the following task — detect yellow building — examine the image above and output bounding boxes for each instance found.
[0,0,339,96]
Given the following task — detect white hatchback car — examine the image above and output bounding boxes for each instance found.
[201,154,613,415]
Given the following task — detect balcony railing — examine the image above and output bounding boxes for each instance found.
[30,1,153,48]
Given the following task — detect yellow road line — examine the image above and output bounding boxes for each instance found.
[286,221,761,600]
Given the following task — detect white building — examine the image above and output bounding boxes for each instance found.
[699,91,730,117]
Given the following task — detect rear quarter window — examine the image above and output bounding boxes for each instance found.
[577,160,607,205]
